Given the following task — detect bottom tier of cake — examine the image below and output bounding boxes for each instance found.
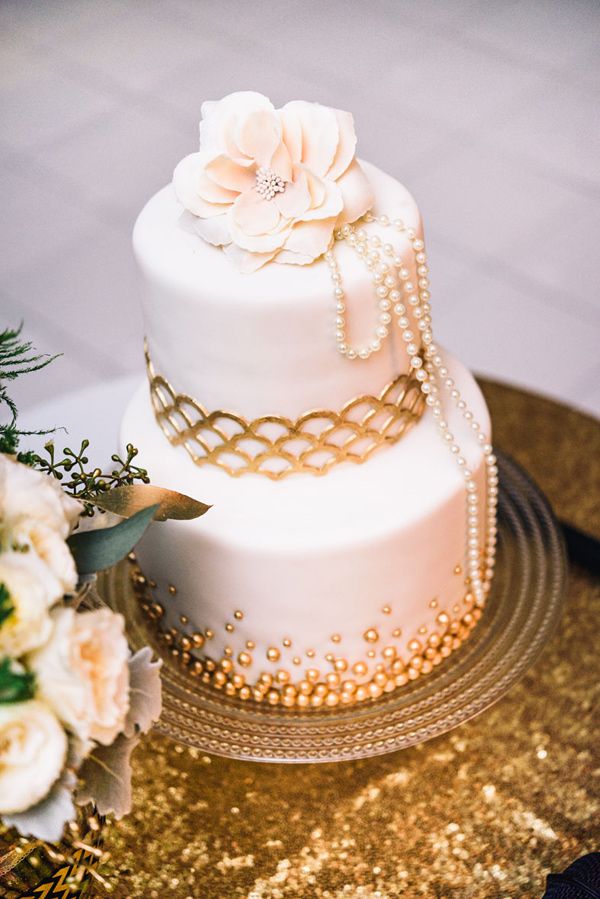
[120,352,491,708]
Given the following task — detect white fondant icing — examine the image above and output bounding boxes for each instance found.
[121,352,490,685]
[133,160,423,420]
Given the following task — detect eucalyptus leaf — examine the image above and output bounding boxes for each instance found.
[0,582,14,627]
[68,503,159,575]
[91,484,211,521]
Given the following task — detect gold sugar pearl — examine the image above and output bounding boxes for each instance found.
[306,649,316,658]
[407,638,422,653]
[326,691,339,707]
[232,673,245,689]
[213,671,227,687]
[306,668,320,683]
[292,656,302,665]
[331,633,341,643]
[310,694,324,708]
[267,690,279,705]
[238,652,252,668]
[363,628,379,643]
[239,685,251,700]
[355,685,369,702]
[367,650,376,658]
[180,636,192,652]
[282,638,292,648]
[382,646,396,661]
[168,584,177,595]
[220,658,233,673]
[246,641,256,650]
[326,672,341,688]
[260,673,273,687]
[353,661,368,677]
[454,565,462,575]
[192,632,205,648]
[224,646,233,657]
[298,680,312,696]
[225,623,234,633]
[369,682,383,698]
[334,658,348,673]
[325,652,335,663]
[296,693,310,708]
[225,682,236,696]
[342,679,356,694]
[276,669,290,684]
[179,614,188,625]
[429,598,439,609]
[418,625,428,635]
[205,659,216,672]
[266,647,281,662]
[205,629,214,640]
[437,612,450,626]
[314,683,328,698]
[381,605,392,615]
[234,610,244,620]
[392,627,402,638]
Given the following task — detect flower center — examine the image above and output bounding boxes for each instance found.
[255,167,285,201]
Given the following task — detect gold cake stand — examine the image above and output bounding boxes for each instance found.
[99,447,567,764]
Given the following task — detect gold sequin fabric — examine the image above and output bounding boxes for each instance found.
[20,382,600,898]
[146,344,425,480]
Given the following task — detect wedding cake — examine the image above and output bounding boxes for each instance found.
[121,92,498,709]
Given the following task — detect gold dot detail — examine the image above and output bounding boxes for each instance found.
[266,647,281,662]
[168,584,177,595]
[306,649,316,658]
[363,628,379,643]
[245,640,255,650]
[429,598,438,609]
[224,646,233,657]
[234,610,244,620]
[454,565,462,575]
[367,649,376,658]
[238,652,252,668]
[292,656,302,666]
[392,627,402,638]
[381,605,392,615]
[282,637,292,648]
[225,623,234,633]
[205,629,214,640]
[179,614,188,625]
[331,633,341,644]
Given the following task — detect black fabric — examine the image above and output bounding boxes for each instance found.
[543,854,600,899]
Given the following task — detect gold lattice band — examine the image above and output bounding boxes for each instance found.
[145,343,425,479]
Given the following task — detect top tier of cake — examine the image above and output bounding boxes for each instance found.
[133,160,424,420]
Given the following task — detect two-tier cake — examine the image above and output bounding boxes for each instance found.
[121,92,498,708]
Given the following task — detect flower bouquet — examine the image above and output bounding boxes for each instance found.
[0,325,207,888]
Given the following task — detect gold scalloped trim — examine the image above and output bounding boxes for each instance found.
[145,343,425,479]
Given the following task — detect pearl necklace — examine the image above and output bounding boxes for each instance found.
[327,213,498,607]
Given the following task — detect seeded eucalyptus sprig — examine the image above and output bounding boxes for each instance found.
[23,441,151,515]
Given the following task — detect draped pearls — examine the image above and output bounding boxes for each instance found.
[328,212,498,606]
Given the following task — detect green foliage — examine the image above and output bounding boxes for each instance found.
[68,503,159,574]
[24,441,151,515]
[0,324,59,454]
[0,657,36,703]
[0,583,14,627]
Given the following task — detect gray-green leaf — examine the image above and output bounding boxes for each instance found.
[67,503,159,575]
[76,733,139,819]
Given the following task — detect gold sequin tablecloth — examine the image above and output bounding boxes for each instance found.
[98,382,599,899]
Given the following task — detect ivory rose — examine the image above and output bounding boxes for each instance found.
[173,91,374,272]
[0,700,67,814]
[0,552,58,656]
[28,606,130,747]
[0,455,81,596]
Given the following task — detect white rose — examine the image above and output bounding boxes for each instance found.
[0,700,67,814]
[10,520,78,596]
[0,551,59,656]
[28,607,130,746]
[0,454,82,542]
[173,91,374,272]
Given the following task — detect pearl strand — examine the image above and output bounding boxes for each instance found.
[330,212,497,605]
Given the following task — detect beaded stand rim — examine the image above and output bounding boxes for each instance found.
[97,450,567,763]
